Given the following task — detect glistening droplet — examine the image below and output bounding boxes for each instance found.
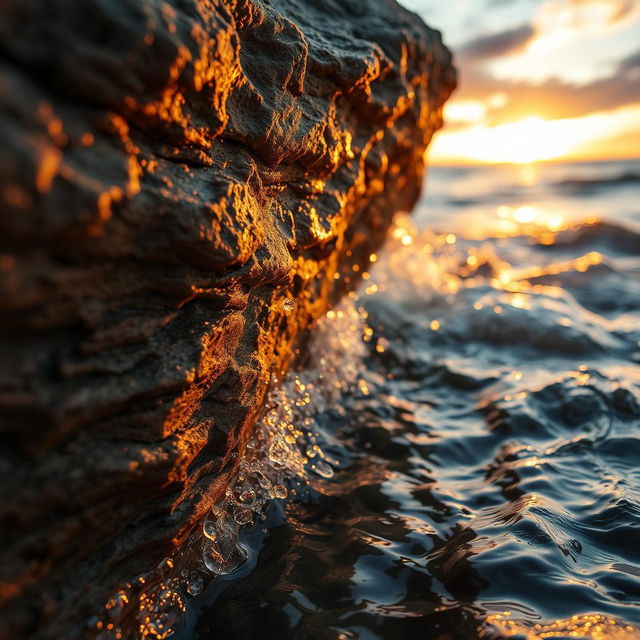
[234,508,253,526]
[186,573,204,596]
[273,484,288,499]
[282,298,295,312]
[237,489,256,505]
[203,520,217,541]
[313,460,334,478]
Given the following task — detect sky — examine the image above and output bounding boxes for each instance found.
[401,0,640,165]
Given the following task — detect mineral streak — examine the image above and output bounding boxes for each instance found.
[0,0,454,636]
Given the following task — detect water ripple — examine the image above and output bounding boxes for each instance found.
[177,174,640,639]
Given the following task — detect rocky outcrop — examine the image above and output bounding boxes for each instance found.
[0,0,454,636]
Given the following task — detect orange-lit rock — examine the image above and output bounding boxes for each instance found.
[0,0,454,636]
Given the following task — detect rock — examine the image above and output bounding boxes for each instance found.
[0,0,454,636]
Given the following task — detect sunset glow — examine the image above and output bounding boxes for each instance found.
[430,104,640,165]
[403,0,640,165]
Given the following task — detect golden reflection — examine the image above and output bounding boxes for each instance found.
[374,213,608,325]
[456,203,582,242]
[509,294,530,309]
[569,370,592,386]
[496,204,569,235]
[510,251,603,284]
[485,612,639,639]
[517,163,540,187]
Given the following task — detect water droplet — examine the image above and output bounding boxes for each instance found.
[186,573,204,596]
[203,547,224,573]
[256,471,272,490]
[282,298,295,312]
[157,557,174,579]
[203,520,216,541]
[204,544,247,576]
[234,508,253,526]
[137,587,184,640]
[313,460,334,478]
[272,484,288,499]
[213,519,238,561]
[268,439,289,464]
[237,489,256,505]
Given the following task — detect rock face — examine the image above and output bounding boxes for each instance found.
[0,0,454,636]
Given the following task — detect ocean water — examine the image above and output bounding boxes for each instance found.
[115,160,640,640]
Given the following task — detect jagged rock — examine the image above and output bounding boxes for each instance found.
[0,0,454,636]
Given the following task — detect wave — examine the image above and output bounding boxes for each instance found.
[539,220,640,255]
[553,171,640,193]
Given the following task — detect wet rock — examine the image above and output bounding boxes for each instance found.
[0,0,454,636]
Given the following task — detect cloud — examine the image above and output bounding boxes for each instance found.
[459,24,535,59]
[454,48,640,122]
[601,0,638,23]
[403,0,640,162]
[538,0,640,31]
[619,49,640,73]
[568,0,637,24]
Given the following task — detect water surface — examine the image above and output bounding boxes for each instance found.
[184,160,640,639]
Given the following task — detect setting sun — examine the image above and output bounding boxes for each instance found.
[430,104,640,165]
[403,0,640,165]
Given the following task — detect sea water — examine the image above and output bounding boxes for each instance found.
[109,160,640,639]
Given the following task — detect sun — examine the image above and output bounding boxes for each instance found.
[428,104,640,166]
[431,115,595,165]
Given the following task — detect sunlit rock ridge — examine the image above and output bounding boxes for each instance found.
[0,0,454,636]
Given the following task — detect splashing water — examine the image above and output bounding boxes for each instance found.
[99,160,640,639]
[94,290,370,639]
[198,297,368,578]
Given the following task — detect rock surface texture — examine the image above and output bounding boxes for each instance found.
[0,0,454,636]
